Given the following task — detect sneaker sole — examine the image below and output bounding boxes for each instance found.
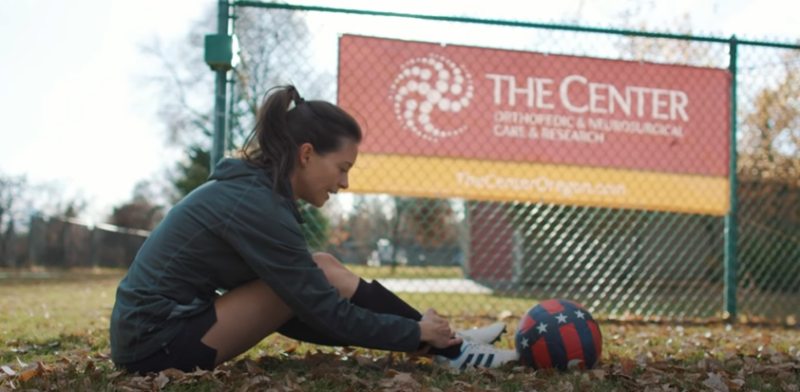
[489,326,507,344]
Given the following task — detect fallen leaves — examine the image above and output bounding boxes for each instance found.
[0,367,14,377]
[380,371,420,391]
[1,323,800,392]
[702,372,731,392]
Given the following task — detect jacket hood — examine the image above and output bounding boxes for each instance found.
[208,158,304,223]
[208,157,263,182]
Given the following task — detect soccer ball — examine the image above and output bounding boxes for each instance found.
[514,299,603,371]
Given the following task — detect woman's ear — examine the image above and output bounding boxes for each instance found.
[298,143,315,166]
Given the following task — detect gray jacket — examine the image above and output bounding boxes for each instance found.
[109,158,421,364]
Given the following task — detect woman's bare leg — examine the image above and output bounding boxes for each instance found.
[199,252,359,366]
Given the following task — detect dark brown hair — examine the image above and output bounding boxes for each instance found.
[241,85,362,197]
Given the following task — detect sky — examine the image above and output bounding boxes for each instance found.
[1,0,798,224]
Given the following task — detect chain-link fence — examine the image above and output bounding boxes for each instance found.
[204,3,800,325]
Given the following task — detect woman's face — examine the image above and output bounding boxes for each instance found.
[293,138,358,208]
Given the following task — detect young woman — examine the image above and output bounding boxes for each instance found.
[109,85,519,374]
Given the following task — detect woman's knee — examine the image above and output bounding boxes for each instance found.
[311,252,358,298]
[311,252,344,272]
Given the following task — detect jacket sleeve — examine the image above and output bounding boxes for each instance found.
[219,190,422,353]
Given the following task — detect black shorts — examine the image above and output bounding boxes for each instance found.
[119,305,219,375]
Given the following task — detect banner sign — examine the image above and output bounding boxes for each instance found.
[337,34,731,214]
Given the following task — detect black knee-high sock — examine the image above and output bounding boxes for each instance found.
[357,280,464,358]
[276,278,463,359]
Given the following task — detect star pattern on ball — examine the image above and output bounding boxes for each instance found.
[515,300,603,372]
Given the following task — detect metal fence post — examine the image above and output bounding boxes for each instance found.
[211,1,231,170]
[724,35,739,322]
[227,5,237,150]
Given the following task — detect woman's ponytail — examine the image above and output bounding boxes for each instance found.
[241,84,363,198]
[242,85,304,197]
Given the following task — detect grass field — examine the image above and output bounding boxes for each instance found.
[0,265,465,281]
[1,270,799,391]
[343,265,465,280]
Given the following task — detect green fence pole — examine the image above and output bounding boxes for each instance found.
[226,5,237,151]
[211,1,230,170]
[724,35,738,322]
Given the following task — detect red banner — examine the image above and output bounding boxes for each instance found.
[338,34,731,177]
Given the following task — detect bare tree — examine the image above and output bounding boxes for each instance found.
[611,4,799,172]
[739,50,800,179]
[614,8,726,68]
[141,3,330,153]
[31,181,88,219]
[107,180,167,231]
[343,195,459,269]
[346,195,395,253]
[0,173,27,267]
[0,174,27,229]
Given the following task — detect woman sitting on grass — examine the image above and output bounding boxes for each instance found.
[108,85,518,374]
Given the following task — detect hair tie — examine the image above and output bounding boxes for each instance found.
[286,96,304,112]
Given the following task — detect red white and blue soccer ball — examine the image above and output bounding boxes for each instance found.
[515,299,603,371]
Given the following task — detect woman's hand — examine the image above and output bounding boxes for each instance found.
[418,308,462,350]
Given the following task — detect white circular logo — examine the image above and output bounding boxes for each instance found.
[390,54,474,142]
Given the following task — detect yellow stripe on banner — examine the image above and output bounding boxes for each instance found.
[347,154,730,216]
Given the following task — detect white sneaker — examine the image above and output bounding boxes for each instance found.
[440,339,519,370]
[456,322,507,345]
